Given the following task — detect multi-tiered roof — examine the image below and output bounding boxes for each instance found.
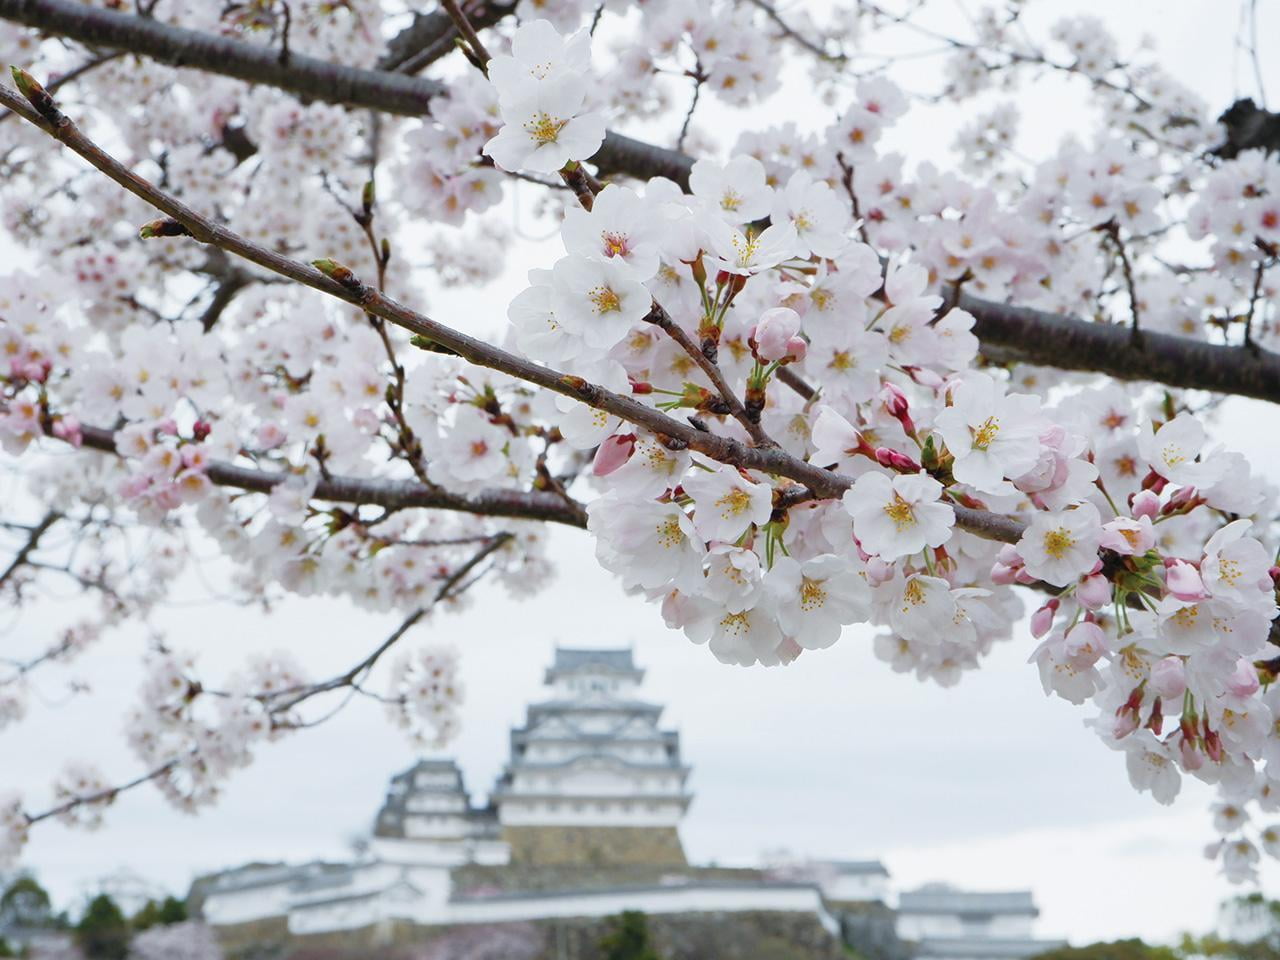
[490,648,692,830]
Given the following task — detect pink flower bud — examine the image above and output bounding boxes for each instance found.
[874,447,922,472]
[52,416,82,448]
[1130,489,1160,519]
[1077,573,1111,610]
[1204,727,1223,763]
[1178,734,1204,771]
[866,557,896,587]
[906,366,944,388]
[1113,709,1140,739]
[1165,559,1207,602]
[1150,656,1186,700]
[879,383,916,435]
[784,335,808,362]
[1030,600,1058,639]
[1227,658,1261,699]
[592,433,636,477]
[997,544,1022,567]
[989,562,1018,585]
[752,307,802,362]
[158,418,179,436]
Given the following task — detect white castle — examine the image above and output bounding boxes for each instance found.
[192,648,1064,960]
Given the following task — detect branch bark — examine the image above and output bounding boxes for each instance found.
[0,78,1027,544]
[378,1,515,74]
[0,0,695,184]
[72,423,588,527]
[955,290,1280,402]
[6,0,1278,404]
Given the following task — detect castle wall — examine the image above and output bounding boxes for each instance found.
[501,825,686,866]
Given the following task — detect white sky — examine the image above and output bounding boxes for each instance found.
[5,0,1280,947]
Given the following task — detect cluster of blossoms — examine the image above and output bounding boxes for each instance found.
[385,645,465,747]
[3,0,1280,885]
[469,16,1280,878]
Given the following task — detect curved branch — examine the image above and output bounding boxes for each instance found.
[6,0,1278,406]
[1,79,1028,544]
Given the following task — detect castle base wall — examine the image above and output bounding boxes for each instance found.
[501,825,686,866]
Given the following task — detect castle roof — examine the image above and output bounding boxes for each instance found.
[545,647,643,683]
[898,888,1038,916]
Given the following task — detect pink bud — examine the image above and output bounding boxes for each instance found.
[906,366,944,388]
[1226,658,1261,699]
[158,418,179,436]
[1077,573,1111,610]
[1030,600,1058,639]
[997,544,1022,567]
[1130,489,1160,519]
[592,433,636,477]
[1178,734,1204,771]
[1204,727,1223,763]
[866,557,896,587]
[874,447,922,473]
[879,383,916,435]
[1165,559,1207,602]
[1113,709,1140,739]
[52,416,82,448]
[1150,656,1186,700]
[989,562,1018,585]
[752,307,803,362]
[784,336,808,362]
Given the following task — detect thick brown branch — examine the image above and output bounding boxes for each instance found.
[378,1,514,74]
[956,290,1280,402]
[9,1,1276,406]
[0,0,695,185]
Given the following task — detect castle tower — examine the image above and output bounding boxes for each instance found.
[369,759,506,865]
[491,648,691,866]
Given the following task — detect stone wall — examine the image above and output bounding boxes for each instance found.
[501,826,687,866]
[215,911,847,960]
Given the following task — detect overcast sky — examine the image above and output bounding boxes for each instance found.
[4,0,1280,947]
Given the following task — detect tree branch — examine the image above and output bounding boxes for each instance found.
[9,1,1277,406]
[0,510,61,589]
[70,423,588,527]
[0,0,695,185]
[955,289,1280,402]
[0,77,1028,544]
[378,1,514,74]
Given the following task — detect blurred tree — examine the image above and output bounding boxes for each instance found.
[598,911,661,960]
[1034,940,1179,960]
[1179,894,1280,960]
[74,894,130,960]
[0,874,53,929]
[0,936,13,957]
[132,896,188,931]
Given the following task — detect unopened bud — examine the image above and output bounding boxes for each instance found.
[139,218,192,239]
[874,447,922,473]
